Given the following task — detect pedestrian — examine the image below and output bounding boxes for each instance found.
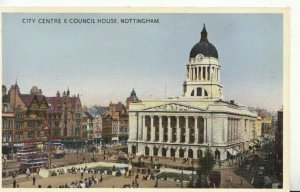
[229,175,232,188]
[13,179,16,188]
[33,176,36,186]
[26,168,30,179]
[240,176,243,185]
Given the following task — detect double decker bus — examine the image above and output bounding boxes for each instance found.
[19,159,48,173]
[16,144,41,162]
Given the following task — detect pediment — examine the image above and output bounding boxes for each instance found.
[143,103,205,112]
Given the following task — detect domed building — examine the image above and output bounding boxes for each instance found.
[127,25,261,161]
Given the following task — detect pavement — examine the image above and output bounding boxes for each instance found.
[2,148,255,189]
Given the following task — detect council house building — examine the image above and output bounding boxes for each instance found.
[127,25,261,160]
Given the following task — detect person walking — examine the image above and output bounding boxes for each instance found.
[13,179,16,188]
[26,168,30,179]
[229,175,232,188]
[240,176,243,185]
[33,176,36,186]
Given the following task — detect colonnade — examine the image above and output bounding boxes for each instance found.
[141,115,208,144]
[187,65,220,81]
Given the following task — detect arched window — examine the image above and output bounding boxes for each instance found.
[197,88,202,96]
[171,148,176,157]
[191,87,208,97]
[145,146,149,156]
[153,147,159,156]
[197,149,203,159]
[188,149,193,158]
[179,148,184,157]
[131,146,136,154]
[162,148,167,157]
[191,90,195,96]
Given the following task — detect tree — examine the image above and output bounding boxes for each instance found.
[195,148,215,188]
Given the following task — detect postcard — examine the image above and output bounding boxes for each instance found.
[0,7,289,191]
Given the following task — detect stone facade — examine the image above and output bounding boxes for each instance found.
[127,25,261,160]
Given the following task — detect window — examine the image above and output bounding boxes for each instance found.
[28,131,33,139]
[191,90,195,96]
[191,87,208,97]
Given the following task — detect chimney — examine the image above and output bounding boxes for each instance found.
[56,91,60,97]
[230,100,235,104]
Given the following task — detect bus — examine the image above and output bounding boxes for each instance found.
[17,145,41,162]
[19,159,48,173]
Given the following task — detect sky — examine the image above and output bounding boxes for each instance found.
[2,13,283,111]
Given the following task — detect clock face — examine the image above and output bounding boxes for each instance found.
[196,54,204,62]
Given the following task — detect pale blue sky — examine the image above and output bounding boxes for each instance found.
[3,13,283,111]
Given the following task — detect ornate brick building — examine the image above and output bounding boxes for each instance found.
[7,84,48,144]
[46,89,82,141]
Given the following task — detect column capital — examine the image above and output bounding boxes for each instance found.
[194,116,198,119]
[185,116,189,119]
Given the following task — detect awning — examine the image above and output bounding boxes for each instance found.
[227,148,238,156]
[112,137,119,141]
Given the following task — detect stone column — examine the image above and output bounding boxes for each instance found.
[167,117,172,142]
[189,66,192,80]
[204,117,207,144]
[138,115,143,140]
[176,116,180,143]
[149,146,153,156]
[234,119,236,141]
[166,147,170,157]
[150,116,155,141]
[194,117,198,144]
[206,116,212,144]
[185,117,189,143]
[236,119,239,141]
[159,116,163,142]
[142,116,147,141]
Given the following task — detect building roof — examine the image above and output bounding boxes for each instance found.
[46,96,80,114]
[84,111,93,119]
[19,94,45,107]
[189,24,218,59]
[127,89,139,102]
[109,102,125,112]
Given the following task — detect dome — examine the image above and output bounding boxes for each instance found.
[189,24,218,59]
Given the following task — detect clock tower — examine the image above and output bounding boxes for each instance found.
[183,24,223,99]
